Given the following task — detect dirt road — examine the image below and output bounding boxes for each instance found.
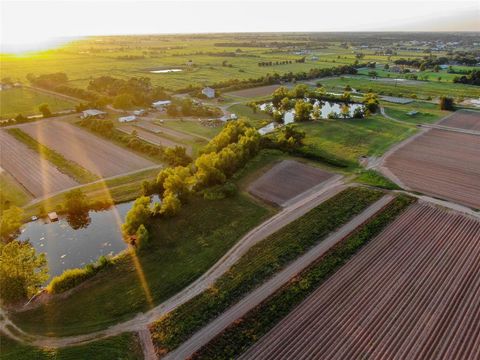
[165,195,394,360]
[2,177,346,349]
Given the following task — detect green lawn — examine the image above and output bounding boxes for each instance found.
[162,119,223,139]
[0,88,76,119]
[382,101,449,124]
[0,332,142,360]
[227,103,272,128]
[0,173,32,214]
[296,115,416,165]
[10,194,271,336]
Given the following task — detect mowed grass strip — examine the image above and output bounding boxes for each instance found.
[10,194,271,336]
[6,128,99,184]
[150,187,383,354]
[0,332,143,360]
[192,195,415,360]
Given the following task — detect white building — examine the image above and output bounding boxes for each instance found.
[202,87,215,99]
[220,113,237,122]
[133,109,146,116]
[118,115,137,123]
[81,109,107,119]
[152,100,172,110]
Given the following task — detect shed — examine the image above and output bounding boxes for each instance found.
[133,109,146,116]
[118,115,137,123]
[152,100,172,109]
[81,109,107,119]
[202,87,215,99]
[48,212,59,222]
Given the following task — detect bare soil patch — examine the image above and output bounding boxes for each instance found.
[248,160,335,207]
[384,129,480,208]
[438,109,480,131]
[0,130,78,197]
[243,203,480,360]
[20,120,154,178]
[226,85,283,98]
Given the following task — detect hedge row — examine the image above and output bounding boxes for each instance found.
[149,187,383,353]
[191,194,415,359]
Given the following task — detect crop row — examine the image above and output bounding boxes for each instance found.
[149,187,383,354]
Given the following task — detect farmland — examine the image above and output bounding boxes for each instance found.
[0,87,77,119]
[383,128,480,208]
[19,120,155,178]
[382,101,449,124]
[240,203,480,360]
[0,130,78,197]
[248,160,337,206]
[438,109,480,131]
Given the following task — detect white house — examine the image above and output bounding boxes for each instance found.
[118,115,137,123]
[152,100,172,110]
[81,109,107,119]
[202,87,215,99]
[220,113,238,122]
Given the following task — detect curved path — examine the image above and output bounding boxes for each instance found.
[164,195,394,360]
[1,177,346,349]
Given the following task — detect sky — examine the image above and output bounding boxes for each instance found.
[1,0,479,52]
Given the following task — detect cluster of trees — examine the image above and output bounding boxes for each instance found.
[87,76,170,110]
[176,64,360,95]
[394,53,479,71]
[166,98,222,117]
[257,57,305,67]
[124,120,260,242]
[0,204,49,304]
[27,72,98,102]
[440,96,455,111]
[78,118,191,166]
[362,92,380,113]
[453,70,480,86]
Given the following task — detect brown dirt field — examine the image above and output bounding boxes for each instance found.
[0,130,78,197]
[247,160,335,207]
[384,129,480,209]
[242,203,480,360]
[20,120,155,178]
[225,84,283,98]
[135,121,196,141]
[438,110,480,131]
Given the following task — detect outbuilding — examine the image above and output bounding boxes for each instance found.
[81,109,107,119]
[118,115,137,123]
[202,87,215,99]
[152,100,172,110]
[48,212,59,222]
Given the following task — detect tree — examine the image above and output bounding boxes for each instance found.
[122,196,151,236]
[271,86,290,107]
[0,206,24,239]
[294,100,313,122]
[362,92,379,113]
[340,104,351,119]
[276,124,306,148]
[64,189,88,214]
[135,224,149,250]
[0,240,48,304]
[159,192,181,217]
[353,107,365,119]
[384,64,390,70]
[341,91,351,102]
[439,96,455,111]
[39,103,51,118]
[113,93,134,109]
[164,146,192,166]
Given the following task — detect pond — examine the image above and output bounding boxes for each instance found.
[18,197,159,279]
[260,100,364,121]
[150,68,183,74]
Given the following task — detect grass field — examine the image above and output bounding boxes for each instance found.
[383,101,449,124]
[10,194,271,336]
[0,332,142,360]
[296,115,416,165]
[318,75,480,100]
[162,120,223,139]
[0,88,76,119]
[0,172,32,214]
[227,104,272,128]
